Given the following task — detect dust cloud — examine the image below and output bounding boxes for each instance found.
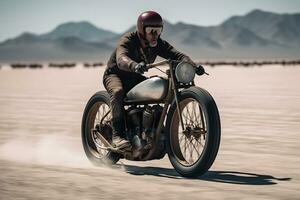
[0,135,93,168]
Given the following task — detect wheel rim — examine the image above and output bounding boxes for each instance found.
[170,98,207,167]
[86,101,112,158]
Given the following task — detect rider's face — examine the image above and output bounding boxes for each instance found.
[144,27,162,47]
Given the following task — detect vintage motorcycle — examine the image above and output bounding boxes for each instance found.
[81,60,221,177]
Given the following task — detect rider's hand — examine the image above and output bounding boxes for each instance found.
[183,57,196,67]
[195,64,205,76]
[134,62,148,74]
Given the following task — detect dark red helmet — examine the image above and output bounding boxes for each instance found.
[137,11,163,37]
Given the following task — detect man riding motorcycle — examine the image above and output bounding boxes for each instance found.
[103,11,202,149]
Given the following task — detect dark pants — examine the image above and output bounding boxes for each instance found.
[103,70,146,138]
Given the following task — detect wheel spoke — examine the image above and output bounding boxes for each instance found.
[190,138,201,157]
[193,137,204,148]
[179,133,185,142]
[188,138,194,163]
[182,111,189,125]
[185,106,193,126]
[183,136,188,159]
[191,102,197,125]
[194,102,201,126]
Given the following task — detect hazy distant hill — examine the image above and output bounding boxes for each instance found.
[0,9,299,62]
[40,21,118,42]
[0,33,113,62]
[223,9,300,48]
[158,10,299,59]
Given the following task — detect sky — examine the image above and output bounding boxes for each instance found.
[0,0,300,42]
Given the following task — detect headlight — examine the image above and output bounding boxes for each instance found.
[175,61,195,84]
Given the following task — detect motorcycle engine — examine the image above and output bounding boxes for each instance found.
[126,105,163,157]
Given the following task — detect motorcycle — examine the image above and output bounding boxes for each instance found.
[81,60,221,177]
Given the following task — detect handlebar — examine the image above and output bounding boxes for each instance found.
[145,60,209,76]
[146,60,169,69]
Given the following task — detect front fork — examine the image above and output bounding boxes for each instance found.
[155,64,186,138]
[169,66,185,131]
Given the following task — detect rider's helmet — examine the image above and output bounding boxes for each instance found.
[137,11,163,39]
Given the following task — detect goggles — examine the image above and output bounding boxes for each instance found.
[145,27,163,35]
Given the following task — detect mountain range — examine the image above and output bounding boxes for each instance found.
[0,9,299,62]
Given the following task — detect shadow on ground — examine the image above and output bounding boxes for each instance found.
[120,164,291,185]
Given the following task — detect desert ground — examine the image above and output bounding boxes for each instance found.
[0,64,299,199]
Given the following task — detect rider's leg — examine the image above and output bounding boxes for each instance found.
[103,72,147,147]
[103,74,129,148]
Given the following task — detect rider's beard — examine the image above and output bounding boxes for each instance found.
[149,40,158,47]
[145,33,159,47]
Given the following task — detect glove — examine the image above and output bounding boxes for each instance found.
[182,57,196,67]
[134,62,148,74]
[195,64,205,76]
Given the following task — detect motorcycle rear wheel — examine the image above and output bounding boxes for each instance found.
[166,87,221,177]
[81,91,120,166]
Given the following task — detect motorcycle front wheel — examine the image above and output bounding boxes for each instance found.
[81,91,120,166]
[166,87,221,177]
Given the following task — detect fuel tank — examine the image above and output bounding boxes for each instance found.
[125,76,168,104]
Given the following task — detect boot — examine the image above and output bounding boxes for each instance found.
[112,135,130,149]
[112,118,130,149]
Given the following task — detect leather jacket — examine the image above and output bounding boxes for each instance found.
[105,31,193,76]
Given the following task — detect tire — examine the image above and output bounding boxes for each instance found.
[166,86,221,177]
[81,91,120,166]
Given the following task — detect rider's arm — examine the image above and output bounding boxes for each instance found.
[116,34,138,72]
[157,39,195,65]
